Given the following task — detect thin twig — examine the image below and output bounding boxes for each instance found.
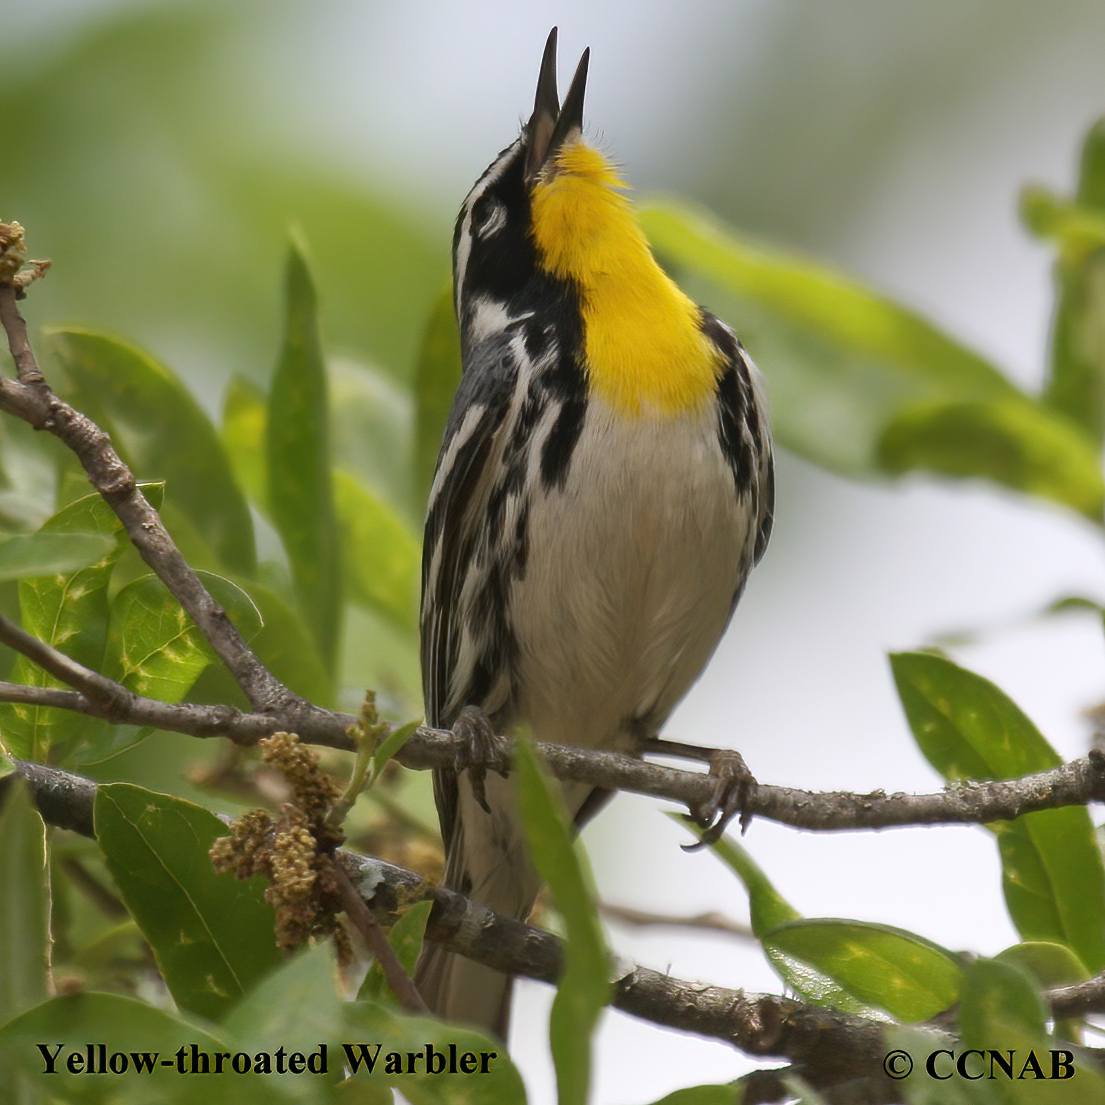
[0,612,141,717]
[601,901,754,939]
[0,274,327,728]
[0,682,86,711]
[58,857,129,920]
[329,857,428,1014]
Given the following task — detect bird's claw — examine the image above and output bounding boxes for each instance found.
[682,749,758,852]
[452,705,511,814]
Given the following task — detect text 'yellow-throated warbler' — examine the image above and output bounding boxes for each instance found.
[415,28,774,1036]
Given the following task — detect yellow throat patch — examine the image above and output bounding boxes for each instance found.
[529,140,723,417]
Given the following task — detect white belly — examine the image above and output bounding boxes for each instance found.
[510,397,749,760]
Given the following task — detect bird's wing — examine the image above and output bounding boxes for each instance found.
[420,337,521,848]
[702,311,775,571]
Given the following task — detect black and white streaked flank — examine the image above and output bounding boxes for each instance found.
[415,28,774,1036]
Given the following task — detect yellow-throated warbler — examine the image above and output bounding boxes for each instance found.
[415,29,774,1035]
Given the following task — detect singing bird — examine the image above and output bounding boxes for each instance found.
[415,29,774,1035]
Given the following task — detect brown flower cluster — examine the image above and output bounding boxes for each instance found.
[210,731,349,958]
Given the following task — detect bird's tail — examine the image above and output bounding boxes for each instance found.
[414,773,538,1039]
[414,943,514,1040]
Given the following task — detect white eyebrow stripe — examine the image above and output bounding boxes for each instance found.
[453,138,521,317]
[479,199,507,238]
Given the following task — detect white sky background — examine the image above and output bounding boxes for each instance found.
[322,4,1105,1099]
[10,0,1105,1101]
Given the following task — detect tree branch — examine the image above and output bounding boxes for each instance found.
[5,758,97,836]
[3,619,1105,830]
[1049,973,1105,1020]
[3,232,1105,838]
[0,678,284,745]
[0,609,296,744]
[0,240,331,732]
[6,758,1101,1077]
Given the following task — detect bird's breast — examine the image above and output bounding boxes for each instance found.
[509,395,752,753]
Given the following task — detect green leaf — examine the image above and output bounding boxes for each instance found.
[2,492,132,761]
[1029,118,1105,443]
[333,1072,396,1105]
[891,652,1060,781]
[955,959,1105,1105]
[0,418,61,534]
[878,399,1104,522]
[997,940,1093,1043]
[1075,116,1105,210]
[0,531,116,581]
[340,1001,525,1105]
[995,941,1090,989]
[0,781,49,1025]
[884,1025,1005,1105]
[693,826,898,1014]
[1047,244,1105,448]
[515,737,608,1105]
[266,240,342,669]
[47,328,256,576]
[0,991,286,1105]
[412,281,461,510]
[331,358,416,520]
[1021,187,1105,255]
[335,470,420,632]
[372,717,421,778]
[103,575,218,703]
[95,783,281,1020]
[891,652,1105,972]
[764,919,962,1022]
[645,1085,744,1105]
[640,200,1018,473]
[224,942,347,1060]
[358,900,434,1004]
[990,812,1105,972]
[1045,595,1103,615]
[55,570,262,764]
[221,374,268,508]
[104,571,262,703]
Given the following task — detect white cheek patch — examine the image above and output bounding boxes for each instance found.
[466,298,535,345]
[468,297,512,344]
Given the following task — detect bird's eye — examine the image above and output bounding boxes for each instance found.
[472,196,507,239]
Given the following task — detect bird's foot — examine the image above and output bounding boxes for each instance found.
[639,736,758,850]
[683,749,758,851]
[451,705,511,815]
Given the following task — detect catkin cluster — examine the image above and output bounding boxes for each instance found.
[210,732,349,958]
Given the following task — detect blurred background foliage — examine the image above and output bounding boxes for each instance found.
[0,3,454,972]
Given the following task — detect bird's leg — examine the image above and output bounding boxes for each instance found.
[451,705,512,815]
[640,736,758,848]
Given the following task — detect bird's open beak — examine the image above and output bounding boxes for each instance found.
[525,27,589,182]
